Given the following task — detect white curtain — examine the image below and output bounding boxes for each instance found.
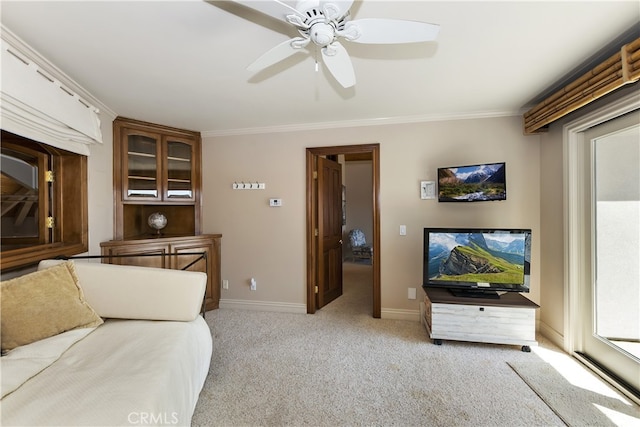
[0,38,102,156]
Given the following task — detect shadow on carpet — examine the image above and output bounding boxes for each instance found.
[508,361,640,427]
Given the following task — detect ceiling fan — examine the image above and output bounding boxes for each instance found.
[231,0,440,88]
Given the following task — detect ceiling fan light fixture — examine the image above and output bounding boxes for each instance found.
[232,0,439,88]
[310,23,335,46]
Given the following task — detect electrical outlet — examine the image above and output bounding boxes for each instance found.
[222,279,229,290]
[408,287,417,300]
[400,225,407,235]
[250,278,256,291]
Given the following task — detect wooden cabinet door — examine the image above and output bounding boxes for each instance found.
[101,242,170,268]
[162,137,197,203]
[171,236,220,311]
[122,130,197,204]
[121,128,162,202]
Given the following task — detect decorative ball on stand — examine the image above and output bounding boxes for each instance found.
[147,212,167,235]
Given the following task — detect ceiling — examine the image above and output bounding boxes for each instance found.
[1,1,638,135]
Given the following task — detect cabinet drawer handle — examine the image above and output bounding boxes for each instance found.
[479,307,485,311]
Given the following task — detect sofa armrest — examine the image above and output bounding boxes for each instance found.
[38,260,206,321]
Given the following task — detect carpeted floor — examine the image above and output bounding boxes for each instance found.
[509,360,640,427]
[191,263,637,426]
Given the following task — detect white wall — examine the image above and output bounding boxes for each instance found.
[539,123,565,340]
[87,111,115,253]
[201,115,541,316]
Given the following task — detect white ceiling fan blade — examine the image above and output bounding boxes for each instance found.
[247,37,309,72]
[345,18,440,44]
[229,0,305,23]
[321,42,355,88]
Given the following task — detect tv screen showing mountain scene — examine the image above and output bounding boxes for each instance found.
[437,162,506,202]
[426,231,529,288]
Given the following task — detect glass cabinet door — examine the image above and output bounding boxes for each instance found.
[124,131,161,200]
[164,138,195,201]
[0,143,48,247]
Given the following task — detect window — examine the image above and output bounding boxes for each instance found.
[1,130,88,271]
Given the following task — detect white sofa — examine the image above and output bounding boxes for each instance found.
[1,260,212,426]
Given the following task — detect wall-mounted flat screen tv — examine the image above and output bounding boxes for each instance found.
[437,162,506,202]
[423,228,531,299]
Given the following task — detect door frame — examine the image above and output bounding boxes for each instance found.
[306,143,381,317]
[564,90,640,403]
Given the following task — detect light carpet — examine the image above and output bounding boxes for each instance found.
[191,263,636,426]
[509,360,640,427]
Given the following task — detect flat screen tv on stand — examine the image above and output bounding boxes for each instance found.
[423,228,531,299]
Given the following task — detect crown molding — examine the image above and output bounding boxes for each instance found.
[202,110,521,138]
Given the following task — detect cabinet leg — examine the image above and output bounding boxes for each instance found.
[434,339,443,346]
[521,345,531,352]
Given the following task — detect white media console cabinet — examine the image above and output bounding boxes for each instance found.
[420,287,539,351]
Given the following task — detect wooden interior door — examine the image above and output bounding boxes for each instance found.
[306,144,380,317]
[317,156,343,308]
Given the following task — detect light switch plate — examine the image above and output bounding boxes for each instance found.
[420,181,436,199]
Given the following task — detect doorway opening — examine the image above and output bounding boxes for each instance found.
[306,144,380,318]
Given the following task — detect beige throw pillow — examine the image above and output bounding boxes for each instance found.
[1,261,103,352]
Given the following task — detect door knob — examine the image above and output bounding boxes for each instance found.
[339,240,343,244]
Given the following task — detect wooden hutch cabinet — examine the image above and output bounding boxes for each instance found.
[113,117,201,239]
[101,117,220,310]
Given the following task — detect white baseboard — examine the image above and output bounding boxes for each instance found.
[219,299,421,321]
[219,298,307,314]
[538,320,564,349]
[381,308,421,321]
